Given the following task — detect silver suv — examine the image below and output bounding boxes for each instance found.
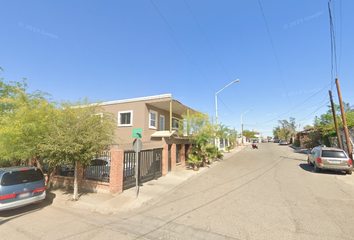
[308,146,353,174]
[0,166,46,211]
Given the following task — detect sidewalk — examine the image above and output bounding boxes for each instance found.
[48,145,246,214]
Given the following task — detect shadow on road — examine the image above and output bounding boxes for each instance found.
[0,191,56,221]
[299,163,347,176]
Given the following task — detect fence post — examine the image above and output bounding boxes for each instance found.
[171,143,176,171]
[110,150,124,194]
[181,144,186,167]
[162,144,168,176]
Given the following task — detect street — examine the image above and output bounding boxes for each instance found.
[2,143,354,240]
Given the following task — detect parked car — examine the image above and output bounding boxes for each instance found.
[279,140,288,145]
[86,157,111,182]
[60,164,74,176]
[0,166,46,211]
[253,139,259,143]
[273,138,280,143]
[308,146,353,174]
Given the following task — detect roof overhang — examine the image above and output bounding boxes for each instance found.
[151,130,190,140]
[146,99,196,116]
[151,130,178,138]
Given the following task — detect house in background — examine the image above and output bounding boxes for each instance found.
[99,93,194,151]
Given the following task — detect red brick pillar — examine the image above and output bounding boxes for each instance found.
[181,144,186,167]
[171,144,176,171]
[162,144,168,176]
[110,150,124,194]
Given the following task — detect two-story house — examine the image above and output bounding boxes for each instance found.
[99,93,194,151]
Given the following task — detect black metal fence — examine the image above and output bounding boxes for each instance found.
[83,151,111,183]
[123,148,163,190]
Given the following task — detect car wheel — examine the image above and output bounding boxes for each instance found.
[314,163,320,173]
[346,170,352,175]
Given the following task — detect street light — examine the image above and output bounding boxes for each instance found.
[241,109,252,146]
[215,79,239,149]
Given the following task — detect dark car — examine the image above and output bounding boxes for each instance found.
[308,146,353,174]
[0,166,46,211]
[86,157,111,182]
[273,138,280,143]
[253,139,259,143]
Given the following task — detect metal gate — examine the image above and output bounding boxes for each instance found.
[123,148,163,190]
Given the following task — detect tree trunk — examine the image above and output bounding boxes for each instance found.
[201,156,206,167]
[73,161,79,201]
[35,156,44,172]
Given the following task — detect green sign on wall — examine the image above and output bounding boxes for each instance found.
[132,128,142,138]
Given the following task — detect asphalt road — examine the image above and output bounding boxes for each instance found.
[2,143,354,240]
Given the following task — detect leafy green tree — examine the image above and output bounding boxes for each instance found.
[229,129,238,145]
[179,110,216,167]
[40,100,117,200]
[243,129,256,139]
[303,125,313,130]
[273,118,296,141]
[0,75,54,169]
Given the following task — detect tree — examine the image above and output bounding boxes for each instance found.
[215,124,231,143]
[40,100,117,200]
[179,110,216,167]
[312,102,354,147]
[243,129,257,139]
[274,118,297,141]
[229,129,238,145]
[0,75,54,168]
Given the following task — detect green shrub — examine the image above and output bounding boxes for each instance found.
[294,139,300,147]
[225,146,233,152]
[187,153,201,171]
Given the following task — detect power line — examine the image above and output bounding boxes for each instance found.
[255,82,333,126]
[150,0,236,115]
[297,93,330,123]
[258,0,292,107]
[183,0,247,108]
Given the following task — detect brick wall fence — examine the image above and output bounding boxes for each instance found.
[49,144,192,194]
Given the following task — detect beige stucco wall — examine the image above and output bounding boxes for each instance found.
[100,100,190,151]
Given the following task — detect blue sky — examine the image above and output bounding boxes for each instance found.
[1,0,353,137]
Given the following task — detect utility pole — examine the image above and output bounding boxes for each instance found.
[335,78,352,159]
[329,90,343,149]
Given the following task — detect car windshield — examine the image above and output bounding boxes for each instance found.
[321,150,347,158]
[1,169,44,186]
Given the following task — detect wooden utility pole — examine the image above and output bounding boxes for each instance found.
[329,90,343,149]
[335,78,353,159]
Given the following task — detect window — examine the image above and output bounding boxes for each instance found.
[1,169,44,186]
[149,110,158,129]
[322,150,347,158]
[118,111,133,127]
[159,115,165,131]
[172,117,179,129]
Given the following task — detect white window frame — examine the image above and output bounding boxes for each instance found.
[172,117,180,130]
[149,110,158,129]
[118,110,133,127]
[159,115,165,131]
